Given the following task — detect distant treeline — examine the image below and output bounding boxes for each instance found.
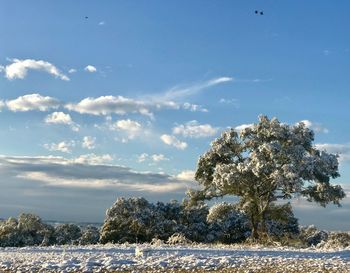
[0,197,349,248]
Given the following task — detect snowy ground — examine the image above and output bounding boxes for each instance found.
[0,244,349,273]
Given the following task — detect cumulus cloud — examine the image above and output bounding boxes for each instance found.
[1,58,69,81]
[298,120,329,134]
[82,136,96,150]
[68,68,77,74]
[111,119,142,141]
[45,111,72,124]
[43,141,75,153]
[44,111,80,132]
[173,120,218,138]
[65,95,159,117]
[315,143,350,162]
[84,65,97,73]
[160,134,187,150]
[6,94,60,112]
[137,153,169,163]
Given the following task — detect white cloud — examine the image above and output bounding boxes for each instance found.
[323,50,331,56]
[45,112,72,125]
[160,134,187,150]
[98,21,105,26]
[151,154,169,162]
[219,98,239,107]
[173,120,218,138]
[235,123,253,132]
[176,170,195,181]
[68,68,77,74]
[315,143,350,162]
[182,102,208,112]
[72,154,113,165]
[84,65,97,73]
[158,77,233,101]
[137,153,148,162]
[111,119,142,140]
[298,120,329,134]
[2,58,69,81]
[137,153,169,163]
[82,136,96,150]
[65,95,157,117]
[43,141,75,153]
[6,94,60,112]
[0,100,5,111]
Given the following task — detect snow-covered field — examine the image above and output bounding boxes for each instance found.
[0,244,349,272]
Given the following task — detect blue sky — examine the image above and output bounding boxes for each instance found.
[0,1,349,230]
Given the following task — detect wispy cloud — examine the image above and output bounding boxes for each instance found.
[158,77,233,101]
[1,58,69,81]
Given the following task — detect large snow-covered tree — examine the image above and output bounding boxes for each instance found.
[189,115,345,239]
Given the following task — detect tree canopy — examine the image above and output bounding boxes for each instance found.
[189,115,345,239]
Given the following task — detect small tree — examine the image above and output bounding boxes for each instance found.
[189,115,345,240]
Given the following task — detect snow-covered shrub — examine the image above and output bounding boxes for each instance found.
[299,225,329,247]
[79,225,100,245]
[150,238,164,246]
[207,202,250,243]
[0,214,54,247]
[54,223,82,245]
[166,232,191,245]
[178,201,209,242]
[264,203,299,239]
[318,232,350,249]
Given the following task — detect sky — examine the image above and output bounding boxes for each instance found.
[0,1,349,230]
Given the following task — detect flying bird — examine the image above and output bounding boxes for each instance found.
[85,16,89,19]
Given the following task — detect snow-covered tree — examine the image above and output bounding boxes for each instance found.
[54,223,81,245]
[100,197,161,243]
[100,197,210,244]
[189,115,345,239]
